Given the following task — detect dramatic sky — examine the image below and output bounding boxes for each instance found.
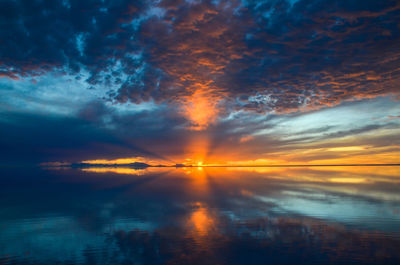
[0,0,399,165]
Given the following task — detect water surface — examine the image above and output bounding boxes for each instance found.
[0,166,399,264]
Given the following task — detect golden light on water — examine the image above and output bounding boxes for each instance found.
[187,203,215,236]
[81,167,147,175]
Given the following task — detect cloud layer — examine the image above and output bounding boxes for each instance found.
[1,0,400,121]
[0,0,399,163]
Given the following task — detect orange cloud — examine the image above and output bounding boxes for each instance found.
[181,89,223,130]
[81,156,170,166]
[239,135,254,143]
[81,157,147,165]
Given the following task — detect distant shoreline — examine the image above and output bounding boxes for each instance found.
[41,163,400,168]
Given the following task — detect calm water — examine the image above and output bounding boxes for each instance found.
[0,166,399,265]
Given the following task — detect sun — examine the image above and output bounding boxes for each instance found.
[197,161,203,166]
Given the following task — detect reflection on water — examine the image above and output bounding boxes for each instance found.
[0,166,399,264]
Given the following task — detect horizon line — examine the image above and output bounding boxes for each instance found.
[188,164,400,167]
[41,163,400,168]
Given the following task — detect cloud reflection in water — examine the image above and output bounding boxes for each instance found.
[0,166,399,264]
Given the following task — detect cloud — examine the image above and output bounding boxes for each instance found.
[1,0,399,128]
[1,0,400,163]
[0,0,147,87]
[0,104,185,164]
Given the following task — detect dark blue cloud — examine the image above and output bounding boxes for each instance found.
[0,0,147,86]
[1,0,399,114]
[0,105,185,164]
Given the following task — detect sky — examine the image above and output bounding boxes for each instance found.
[0,0,399,165]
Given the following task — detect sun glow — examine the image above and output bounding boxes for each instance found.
[69,140,400,169]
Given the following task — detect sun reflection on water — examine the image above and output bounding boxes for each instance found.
[188,203,215,236]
